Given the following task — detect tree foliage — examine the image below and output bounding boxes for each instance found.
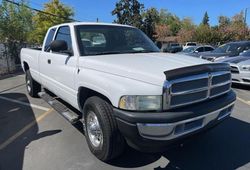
[0,0,33,63]
[112,0,144,29]
[178,17,196,42]
[30,0,74,44]
[159,9,181,35]
[142,8,160,40]
[202,11,209,26]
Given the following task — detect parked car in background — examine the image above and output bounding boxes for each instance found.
[215,49,250,62]
[183,42,197,50]
[215,50,250,85]
[163,43,183,53]
[180,45,214,56]
[200,41,250,62]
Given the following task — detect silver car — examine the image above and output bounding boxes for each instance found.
[217,50,250,85]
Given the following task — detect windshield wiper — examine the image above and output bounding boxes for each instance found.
[91,51,123,56]
[130,50,158,53]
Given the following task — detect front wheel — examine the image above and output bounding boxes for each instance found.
[25,70,41,97]
[83,96,125,161]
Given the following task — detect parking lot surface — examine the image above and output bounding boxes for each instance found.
[0,74,250,170]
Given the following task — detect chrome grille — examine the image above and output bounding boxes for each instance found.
[163,71,232,109]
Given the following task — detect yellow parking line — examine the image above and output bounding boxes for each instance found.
[237,97,250,106]
[0,109,54,150]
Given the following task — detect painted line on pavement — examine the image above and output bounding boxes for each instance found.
[0,83,26,93]
[0,109,54,150]
[237,97,250,106]
[0,96,50,111]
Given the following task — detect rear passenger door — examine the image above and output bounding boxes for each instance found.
[41,26,78,108]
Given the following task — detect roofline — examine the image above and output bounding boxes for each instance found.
[51,22,136,28]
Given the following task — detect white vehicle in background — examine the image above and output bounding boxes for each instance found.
[180,45,215,56]
[183,42,197,50]
[230,60,250,85]
[21,22,236,161]
[216,50,250,85]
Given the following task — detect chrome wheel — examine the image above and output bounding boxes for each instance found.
[86,111,103,148]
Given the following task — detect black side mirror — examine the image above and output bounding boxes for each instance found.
[50,40,73,57]
[50,40,68,52]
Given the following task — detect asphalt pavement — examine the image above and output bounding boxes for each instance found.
[0,73,250,170]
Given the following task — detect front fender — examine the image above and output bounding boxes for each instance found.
[76,68,163,107]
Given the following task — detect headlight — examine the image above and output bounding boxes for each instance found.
[241,65,250,71]
[119,95,162,111]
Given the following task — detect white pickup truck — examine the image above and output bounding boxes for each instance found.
[21,22,236,161]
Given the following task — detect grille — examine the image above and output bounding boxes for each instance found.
[231,66,239,74]
[163,71,231,109]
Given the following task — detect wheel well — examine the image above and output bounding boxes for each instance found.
[78,87,112,111]
[23,62,29,72]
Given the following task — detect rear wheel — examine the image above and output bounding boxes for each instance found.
[83,96,125,161]
[25,70,41,97]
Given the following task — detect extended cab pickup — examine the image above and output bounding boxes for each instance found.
[21,22,236,161]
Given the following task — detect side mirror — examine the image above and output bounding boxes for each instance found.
[50,40,68,52]
[194,50,199,53]
[50,40,73,56]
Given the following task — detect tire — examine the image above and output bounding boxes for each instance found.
[83,96,125,161]
[25,70,41,97]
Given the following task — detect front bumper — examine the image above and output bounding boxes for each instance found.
[232,72,250,85]
[114,90,236,152]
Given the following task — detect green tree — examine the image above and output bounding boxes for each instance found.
[218,15,231,27]
[178,17,196,43]
[158,9,181,36]
[202,11,209,26]
[30,0,74,44]
[142,7,160,40]
[195,24,212,43]
[112,0,144,29]
[0,0,33,65]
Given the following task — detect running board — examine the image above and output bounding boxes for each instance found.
[38,92,79,124]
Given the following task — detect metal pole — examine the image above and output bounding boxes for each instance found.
[245,8,247,25]
[245,8,248,39]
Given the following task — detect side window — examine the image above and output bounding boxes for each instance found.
[243,44,250,51]
[196,47,204,52]
[55,26,72,51]
[44,28,56,51]
[205,47,213,51]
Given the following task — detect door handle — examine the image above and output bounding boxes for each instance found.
[47,59,51,64]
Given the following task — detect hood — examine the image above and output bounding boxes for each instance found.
[219,56,250,64]
[80,53,209,86]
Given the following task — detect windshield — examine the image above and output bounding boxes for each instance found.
[213,43,242,53]
[75,25,160,56]
[182,46,196,53]
[240,50,250,56]
[186,42,196,46]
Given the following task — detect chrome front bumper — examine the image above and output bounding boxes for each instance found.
[137,102,235,141]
